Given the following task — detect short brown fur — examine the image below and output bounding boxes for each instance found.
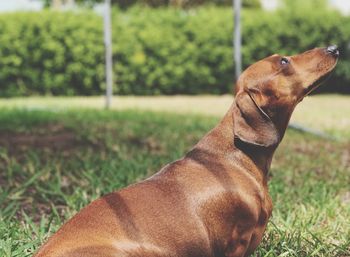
[33,47,338,257]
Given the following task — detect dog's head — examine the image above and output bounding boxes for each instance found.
[233,46,339,148]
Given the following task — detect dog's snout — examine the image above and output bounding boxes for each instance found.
[326,45,339,57]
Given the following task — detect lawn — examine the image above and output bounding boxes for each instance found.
[0,97,349,256]
[0,94,349,139]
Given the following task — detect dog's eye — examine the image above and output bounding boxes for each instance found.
[281,57,289,65]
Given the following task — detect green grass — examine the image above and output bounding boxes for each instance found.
[0,94,349,139]
[0,108,349,257]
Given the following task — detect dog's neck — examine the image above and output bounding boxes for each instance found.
[195,104,279,183]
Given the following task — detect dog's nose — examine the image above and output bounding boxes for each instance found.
[326,45,339,57]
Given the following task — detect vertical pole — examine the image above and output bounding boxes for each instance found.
[233,0,242,80]
[52,0,62,10]
[104,0,113,109]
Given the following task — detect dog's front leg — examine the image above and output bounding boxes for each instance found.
[224,223,255,257]
[224,206,270,257]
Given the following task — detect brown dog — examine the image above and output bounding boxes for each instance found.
[33,46,338,257]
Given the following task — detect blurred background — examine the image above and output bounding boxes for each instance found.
[0,1,349,256]
[0,0,349,133]
[0,0,349,96]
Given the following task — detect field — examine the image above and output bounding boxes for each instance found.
[0,95,349,256]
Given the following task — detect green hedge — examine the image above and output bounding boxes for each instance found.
[0,12,105,96]
[0,6,349,96]
[76,0,261,9]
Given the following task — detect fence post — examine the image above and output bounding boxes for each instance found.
[104,0,113,109]
[233,0,242,81]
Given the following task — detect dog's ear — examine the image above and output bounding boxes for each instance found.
[233,90,280,147]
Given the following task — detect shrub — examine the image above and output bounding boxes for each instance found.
[0,6,349,96]
[0,11,105,96]
[77,0,261,9]
[113,7,234,94]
